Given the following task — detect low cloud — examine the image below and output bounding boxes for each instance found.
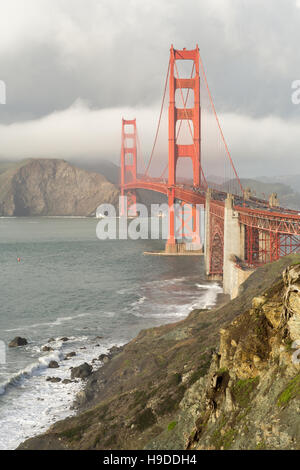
[0,100,299,178]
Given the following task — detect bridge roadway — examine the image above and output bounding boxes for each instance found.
[123,178,300,232]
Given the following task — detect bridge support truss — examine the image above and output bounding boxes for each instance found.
[240,212,300,266]
[205,189,224,280]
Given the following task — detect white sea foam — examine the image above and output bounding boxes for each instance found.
[145,277,187,287]
[131,281,222,319]
[130,296,147,308]
[0,350,64,396]
[0,337,121,450]
[4,313,91,332]
[196,283,223,309]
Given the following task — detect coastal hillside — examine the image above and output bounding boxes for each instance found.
[77,159,168,208]
[221,178,300,211]
[0,159,119,216]
[19,255,300,450]
[257,174,300,194]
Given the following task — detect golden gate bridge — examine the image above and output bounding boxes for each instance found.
[119,45,300,296]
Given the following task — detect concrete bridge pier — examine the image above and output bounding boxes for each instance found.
[223,194,254,298]
[223,194,244,295]
[205,190,254,298]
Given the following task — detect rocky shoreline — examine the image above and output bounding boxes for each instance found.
[18,255,300,450]
[7,335,125,399]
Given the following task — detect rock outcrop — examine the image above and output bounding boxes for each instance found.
[70,363,93,380]
[48,361,59,369]
[184,264,300,450]
[0,159,119,216]
[8,337,28,347]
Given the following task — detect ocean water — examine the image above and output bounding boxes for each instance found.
[0,217,222,449]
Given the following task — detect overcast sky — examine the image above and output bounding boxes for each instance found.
[0,0,299,177]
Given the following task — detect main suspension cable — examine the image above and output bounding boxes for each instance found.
[198,52,243,195]
[144,60,170,177]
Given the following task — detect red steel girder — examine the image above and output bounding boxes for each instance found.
[237,207,300,236]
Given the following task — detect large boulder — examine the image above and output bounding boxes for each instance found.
[65,352,76,359]
[98,353,110,363]
[48,361,59,368]
[8,337,28,347]
[71,363,92,380]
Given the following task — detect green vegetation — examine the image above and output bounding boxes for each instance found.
[216,367,229,375]
[131,390,148,409]
[189,356,212,385]
[104,433,118,447]
[59,424,85,441]
[210,417,237,450]
[277,373,300,407]
[167,421,178,431]
[232,377,259,408]
[135,408,157,431]
[256,440,267,450]
[156,384,186,416]
[168,373,182,386]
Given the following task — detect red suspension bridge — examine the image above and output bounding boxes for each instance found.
[119,45,300,296]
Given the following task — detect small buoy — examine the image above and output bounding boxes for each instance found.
[17,257,21,263]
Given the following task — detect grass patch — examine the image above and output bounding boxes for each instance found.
[59,424,85,441]
[256,440,267,450]
[189,358,211,385]
[156,385,186,416]
[129,389,149,410]
[232,377,259,408]
[210,417,237,450]
[216,367,229,375]
[135,408,157,431]
[277,373,300,407]
[168,373,182,386]
[167,421,178,431]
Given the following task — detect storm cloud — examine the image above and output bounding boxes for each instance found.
[0,0,299,177]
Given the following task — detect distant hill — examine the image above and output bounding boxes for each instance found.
[74,159,120,185]
[76,159,167,208]
[256,175,300,194]
[221,178,300,211]
[0,161,25,175]
[0,158,119,216]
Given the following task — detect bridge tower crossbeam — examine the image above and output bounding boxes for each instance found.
[166,45,202,251]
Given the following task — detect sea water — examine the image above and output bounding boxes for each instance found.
[0,217,222,449]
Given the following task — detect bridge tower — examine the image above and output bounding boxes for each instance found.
[166,45,201,252]
[120,118,137,216]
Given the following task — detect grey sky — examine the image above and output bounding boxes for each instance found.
[0,0,299,177]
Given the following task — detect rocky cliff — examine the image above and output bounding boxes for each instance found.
[0,159,119,216]
[19,255,300,450]
[184,264,300,450]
